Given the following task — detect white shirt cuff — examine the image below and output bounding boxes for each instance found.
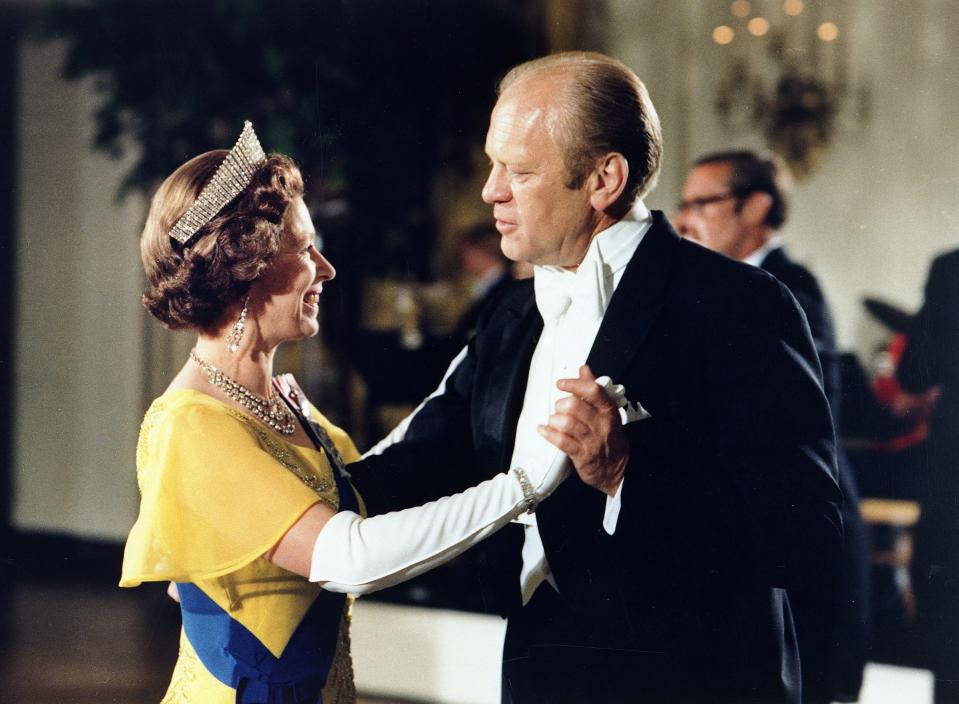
[602,477,625,535]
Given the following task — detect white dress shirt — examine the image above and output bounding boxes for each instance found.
[513,203,652,604]
[742,235,783,267]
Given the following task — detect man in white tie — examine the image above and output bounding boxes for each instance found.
[349,52,842,704]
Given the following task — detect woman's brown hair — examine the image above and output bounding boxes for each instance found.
[140,151,304,331]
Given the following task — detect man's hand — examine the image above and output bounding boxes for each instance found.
[538,365,629,496]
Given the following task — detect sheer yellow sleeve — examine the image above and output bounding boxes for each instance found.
[120,393,335,587]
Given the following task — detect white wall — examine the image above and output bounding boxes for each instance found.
[607,0,959,353]
[14,39,145,540]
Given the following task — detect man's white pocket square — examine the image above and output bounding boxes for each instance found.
[595,375,652,424]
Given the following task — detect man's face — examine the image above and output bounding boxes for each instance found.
[481,81,594,268]
[674,162,746,258]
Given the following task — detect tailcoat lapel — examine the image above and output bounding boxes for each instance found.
[586,211,680,380]
[479,290,544,472]
[479,212,681,471]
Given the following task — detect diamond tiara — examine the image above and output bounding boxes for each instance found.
[168,121,267,245]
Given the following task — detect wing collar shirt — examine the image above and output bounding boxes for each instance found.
[512,202,652,604]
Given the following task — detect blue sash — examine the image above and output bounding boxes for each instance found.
[179,455,359,703]
[178,583,342,703]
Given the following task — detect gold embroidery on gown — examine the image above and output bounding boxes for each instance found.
[135,398,167,493]
[322,598,358,704]
[228,409,339,510]
[160,631,200,704]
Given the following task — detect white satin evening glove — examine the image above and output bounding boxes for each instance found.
[309,449,570,594]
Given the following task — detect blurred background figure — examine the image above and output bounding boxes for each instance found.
[352,222,520,447]
[896,249,959,704]
[838,298,939,664]
[842,298,940,501]
[674,149,868,704]
[450,223,513,346]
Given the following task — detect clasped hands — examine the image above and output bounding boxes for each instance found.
[537,365,630,497]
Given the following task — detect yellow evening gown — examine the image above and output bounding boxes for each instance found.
[120,389,362,703]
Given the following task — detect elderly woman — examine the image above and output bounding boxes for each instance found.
[119,122,568,703]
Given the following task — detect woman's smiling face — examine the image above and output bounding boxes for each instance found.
[255,197,335,345]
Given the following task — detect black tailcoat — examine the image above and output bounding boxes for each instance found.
[760,247,869,704]
[350,213,842,704]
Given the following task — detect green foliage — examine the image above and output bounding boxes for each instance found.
[44,0,542,277]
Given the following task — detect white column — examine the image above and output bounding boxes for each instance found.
[14,38,146,540]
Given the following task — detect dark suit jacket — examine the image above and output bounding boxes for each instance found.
[897,249,959,673]
[760,246,869,703]
[899,248,959,486]
[350,214,842,704]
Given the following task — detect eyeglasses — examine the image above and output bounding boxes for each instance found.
[676,192,740,214]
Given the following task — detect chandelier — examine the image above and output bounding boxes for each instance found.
[712,0,870,177]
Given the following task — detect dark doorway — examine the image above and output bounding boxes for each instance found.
[0,8,21,570]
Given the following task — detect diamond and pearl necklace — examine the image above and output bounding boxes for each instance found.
[189,349,297,435]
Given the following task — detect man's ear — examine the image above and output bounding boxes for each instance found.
[588,153,629,213]
[739,191,773,226]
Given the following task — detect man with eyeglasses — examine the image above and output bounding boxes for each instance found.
[675,150,869,704]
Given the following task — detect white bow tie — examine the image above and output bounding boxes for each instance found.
[533,251,611,322]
